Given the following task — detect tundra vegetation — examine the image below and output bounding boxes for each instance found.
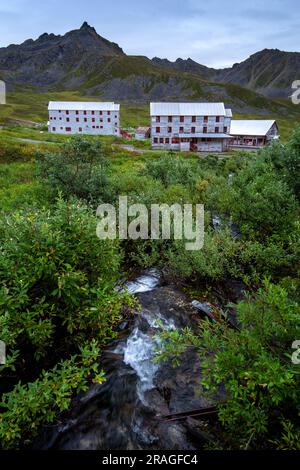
[0,124,300,450]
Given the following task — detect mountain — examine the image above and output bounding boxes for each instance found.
[216,49,300,98]
[0,23,298,115]
[152,49,300,99]
[0,22,124,88]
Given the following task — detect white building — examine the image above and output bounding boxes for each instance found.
[230,120,279,148]
[150,102,232,152]
[48,101,120,136]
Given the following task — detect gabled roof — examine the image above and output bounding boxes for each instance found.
[48,101,120,111]
[230,120,276,136]
[150,102,229,116]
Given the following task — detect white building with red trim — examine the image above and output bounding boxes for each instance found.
[229,120,279,148]
[48,101,120,136]
[150,102,232,152]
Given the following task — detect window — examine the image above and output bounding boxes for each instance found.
[172,137,179,144]
[66,111,69,115]
[92,126,95,129]
[92,118,95,122]
[191,126,196,133]
[65,127,71,132]
[84,111,87,115]
[216,116,220,122]
[59,117,62,120]
[100,111,103,115]
[165,138,170,144]
[168,126,172,133]
[76,111,79,115]
[52,127,56,131]
[153,137,158,143]
[224,126,228,133]
[203,126,207,133]
[180,116,184,123]
[168,116,172,123]
[108,111,111,116]
[50,117,52,120]
[159,138,164,144]
[59,110,61,113]
[156,116,160,123]
[84,118,87,122]
[108,118,111,123]
[92,111,95,115]
[79,127,82,132]
[192,116,196,123]
[66,118,70,122]
[179,126,184,133]
[215,127,219,133]
[204,116,208,123]
[156,126,160,133]
[76,118,79,122]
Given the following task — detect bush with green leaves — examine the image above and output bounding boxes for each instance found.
[143,152,197,188]
[156,281,300,449]
[37,135,113,203]
[0,341,105,449]
[0,197,134,448]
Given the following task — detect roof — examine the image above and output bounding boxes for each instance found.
[150,102,229,117]
[230,120,276,136]
[225,109,233,118]
[48,101,120,111]
[136,127,150,133]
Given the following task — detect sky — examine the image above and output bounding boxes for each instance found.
[0,0,299,68]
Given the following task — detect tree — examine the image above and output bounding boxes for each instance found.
[37,136,112,203]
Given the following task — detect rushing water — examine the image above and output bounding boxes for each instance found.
[34,270,209,450]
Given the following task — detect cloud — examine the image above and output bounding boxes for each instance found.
[0,0,299,67]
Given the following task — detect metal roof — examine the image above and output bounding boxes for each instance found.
[48,101,120,111]
[225,109,233,117]
[150,102,228,116]
[230,120,276,136]
[136,127,151,133]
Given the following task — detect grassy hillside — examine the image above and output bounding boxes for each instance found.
[0,91,299,141]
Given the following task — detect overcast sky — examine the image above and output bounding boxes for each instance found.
[0,0,299,68]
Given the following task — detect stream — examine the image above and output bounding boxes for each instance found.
[34,270,225,450]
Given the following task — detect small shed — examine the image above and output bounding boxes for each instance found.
[135,127,151,140]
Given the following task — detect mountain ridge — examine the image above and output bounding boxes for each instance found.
[0,23,299,115]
